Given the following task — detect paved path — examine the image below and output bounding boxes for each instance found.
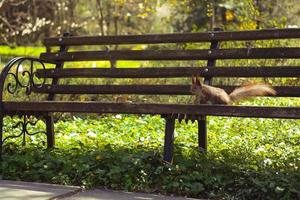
[0,180,81,200]
[0,180,200,200]
[65,189,198,200]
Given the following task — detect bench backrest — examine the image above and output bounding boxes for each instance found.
[35,29,300,100]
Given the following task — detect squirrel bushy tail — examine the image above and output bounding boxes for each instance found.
[229,84,276,102]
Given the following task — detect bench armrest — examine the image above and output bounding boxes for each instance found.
[0,57,57,101]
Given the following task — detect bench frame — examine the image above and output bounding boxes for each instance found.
[1,29,300,162]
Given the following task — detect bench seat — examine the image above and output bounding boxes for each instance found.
[3,101,300,119]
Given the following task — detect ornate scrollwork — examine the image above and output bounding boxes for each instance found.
[2,115,47,145]
[5,58,47,95]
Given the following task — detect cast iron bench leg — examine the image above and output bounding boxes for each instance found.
[45,115,55,148]
[198,118,207,152]
[163,117,175,163]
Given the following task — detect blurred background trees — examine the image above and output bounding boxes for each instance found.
[0,0,299,45]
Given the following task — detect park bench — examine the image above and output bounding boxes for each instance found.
[1,28,300,162]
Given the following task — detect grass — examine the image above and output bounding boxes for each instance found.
[0,46,45,58]
[1,98,300,200]
[0,45,144,68]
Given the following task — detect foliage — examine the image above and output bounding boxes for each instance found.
[0,0,55,45]
[1,0,299,45]
[0,45,45,57]
[1,97,300,199]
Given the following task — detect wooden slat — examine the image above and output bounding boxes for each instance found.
[34,85,190,95]
[36,67,300,78]
[3,101,300,119]
[32,85,300,97]
[270,86,300,97]
[40,48,300,61]
[43,28,300,46]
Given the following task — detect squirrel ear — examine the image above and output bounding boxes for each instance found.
[195,76,202,86]
[192,76,196,84]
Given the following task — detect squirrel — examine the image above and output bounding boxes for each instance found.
[191,76,276,105]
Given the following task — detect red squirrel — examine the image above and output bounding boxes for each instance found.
[191,76,276,105]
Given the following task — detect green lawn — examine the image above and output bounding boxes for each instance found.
[0,45,45,58]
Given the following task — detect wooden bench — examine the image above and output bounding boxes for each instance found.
[1,28,300,162]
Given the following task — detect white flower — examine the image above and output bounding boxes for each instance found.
[115,114,122,119]
[287,25,298,28]
[69,132,78,138]
[17,65,24,73]
[87,131,97,137]
[264,158,272,165]
[255,147,265,153]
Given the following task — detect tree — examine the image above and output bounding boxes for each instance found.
[1,0,299,45]
[0,0,55,45]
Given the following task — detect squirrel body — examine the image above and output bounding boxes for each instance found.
[191,77,276,105]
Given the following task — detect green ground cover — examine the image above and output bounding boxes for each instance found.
[0,46,45,58]
[1,98,299,199]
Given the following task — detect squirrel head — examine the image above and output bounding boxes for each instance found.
[191,76,202,94]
